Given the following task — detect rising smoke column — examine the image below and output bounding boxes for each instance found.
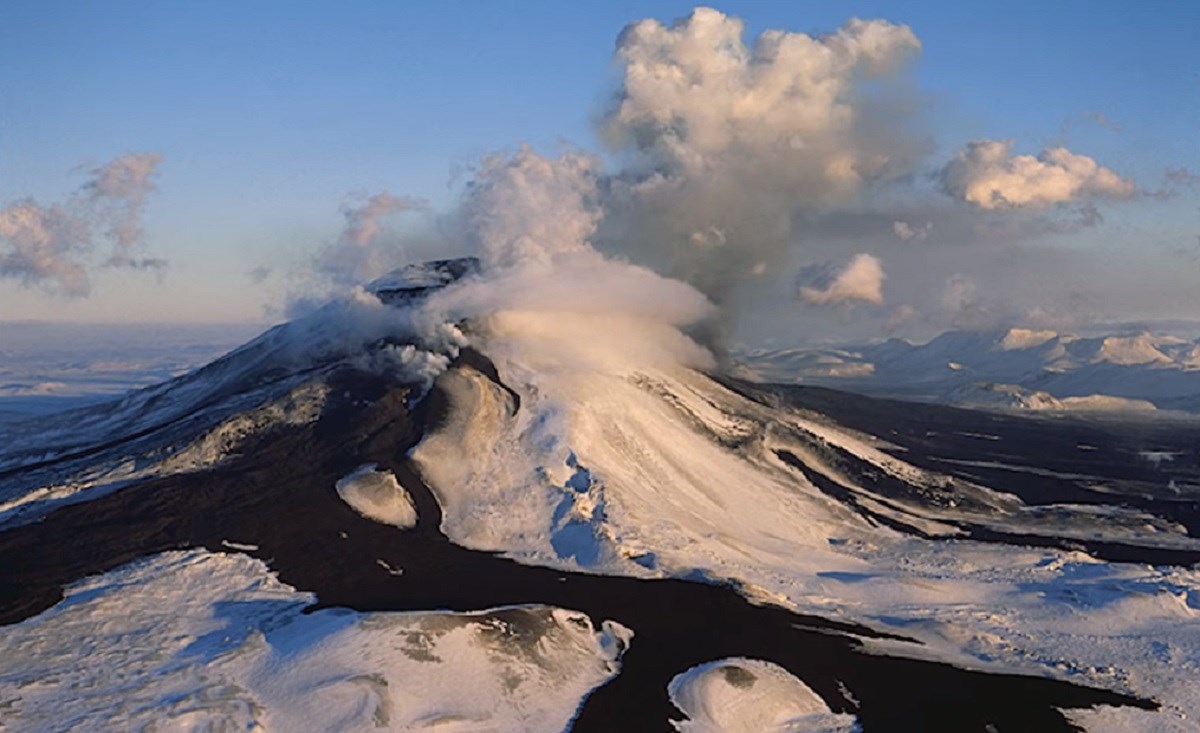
[315,192,428,287]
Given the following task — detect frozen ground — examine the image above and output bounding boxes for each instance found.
[0,549,629,732]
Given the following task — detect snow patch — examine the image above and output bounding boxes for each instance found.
[336,464,418,529]
[669,658,859,733]
[0,550,628,732]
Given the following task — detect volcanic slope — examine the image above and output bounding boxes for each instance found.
[2,263,1199,730]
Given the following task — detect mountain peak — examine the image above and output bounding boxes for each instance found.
[367,257,480,305]
[997,328,1058,351]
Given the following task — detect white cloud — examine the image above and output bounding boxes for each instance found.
[941,139,1134,209]
[0,201,92,295]
[423,147,717,373]
[892,220,932,241]
[0,153,165,296]
[796,253,885,305]
[605,9,920,181]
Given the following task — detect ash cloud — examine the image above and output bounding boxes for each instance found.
[0,153,166,296]
[597,8,925,303]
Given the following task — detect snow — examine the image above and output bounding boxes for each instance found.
[412,346,1200,726]
[949,382,1158,412]
[335,464,418,529]
[998,328,1059,351]
[668,658,859,733]
[0,549,629,732]
[7,268,1200,728]
[1140,451,1182,466]
[1063,704,1194,733]
[0,381,329,529]
[412,356,880,580]
[366,256,480,295]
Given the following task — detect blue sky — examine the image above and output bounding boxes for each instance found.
[1,1,1197,325]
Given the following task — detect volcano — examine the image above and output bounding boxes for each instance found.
[2,259,1199,732]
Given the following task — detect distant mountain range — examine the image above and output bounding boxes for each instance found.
[736,328,1200,413]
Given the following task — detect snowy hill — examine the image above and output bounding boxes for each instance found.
[738,327,1200,414]
[2,262,1199,730]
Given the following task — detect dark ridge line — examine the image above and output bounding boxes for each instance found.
[774,449,940,539]
[0,359,1158,731]
[723,376,1200,566]
[782,434,1200,567]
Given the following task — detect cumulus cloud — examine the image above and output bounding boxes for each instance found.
[605,9,920,178]
[796,253,885,305]
[941,139,1135,209]
[598,7,924,301]
[892,220,932,241]
[0,153,165,296]
[314,192,426,287]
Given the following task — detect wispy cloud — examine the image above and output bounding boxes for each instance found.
[0,153,165,296]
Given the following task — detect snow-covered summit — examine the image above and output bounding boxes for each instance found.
[367,257,480,305]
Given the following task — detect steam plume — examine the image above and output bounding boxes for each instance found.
[315,192,427,287]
